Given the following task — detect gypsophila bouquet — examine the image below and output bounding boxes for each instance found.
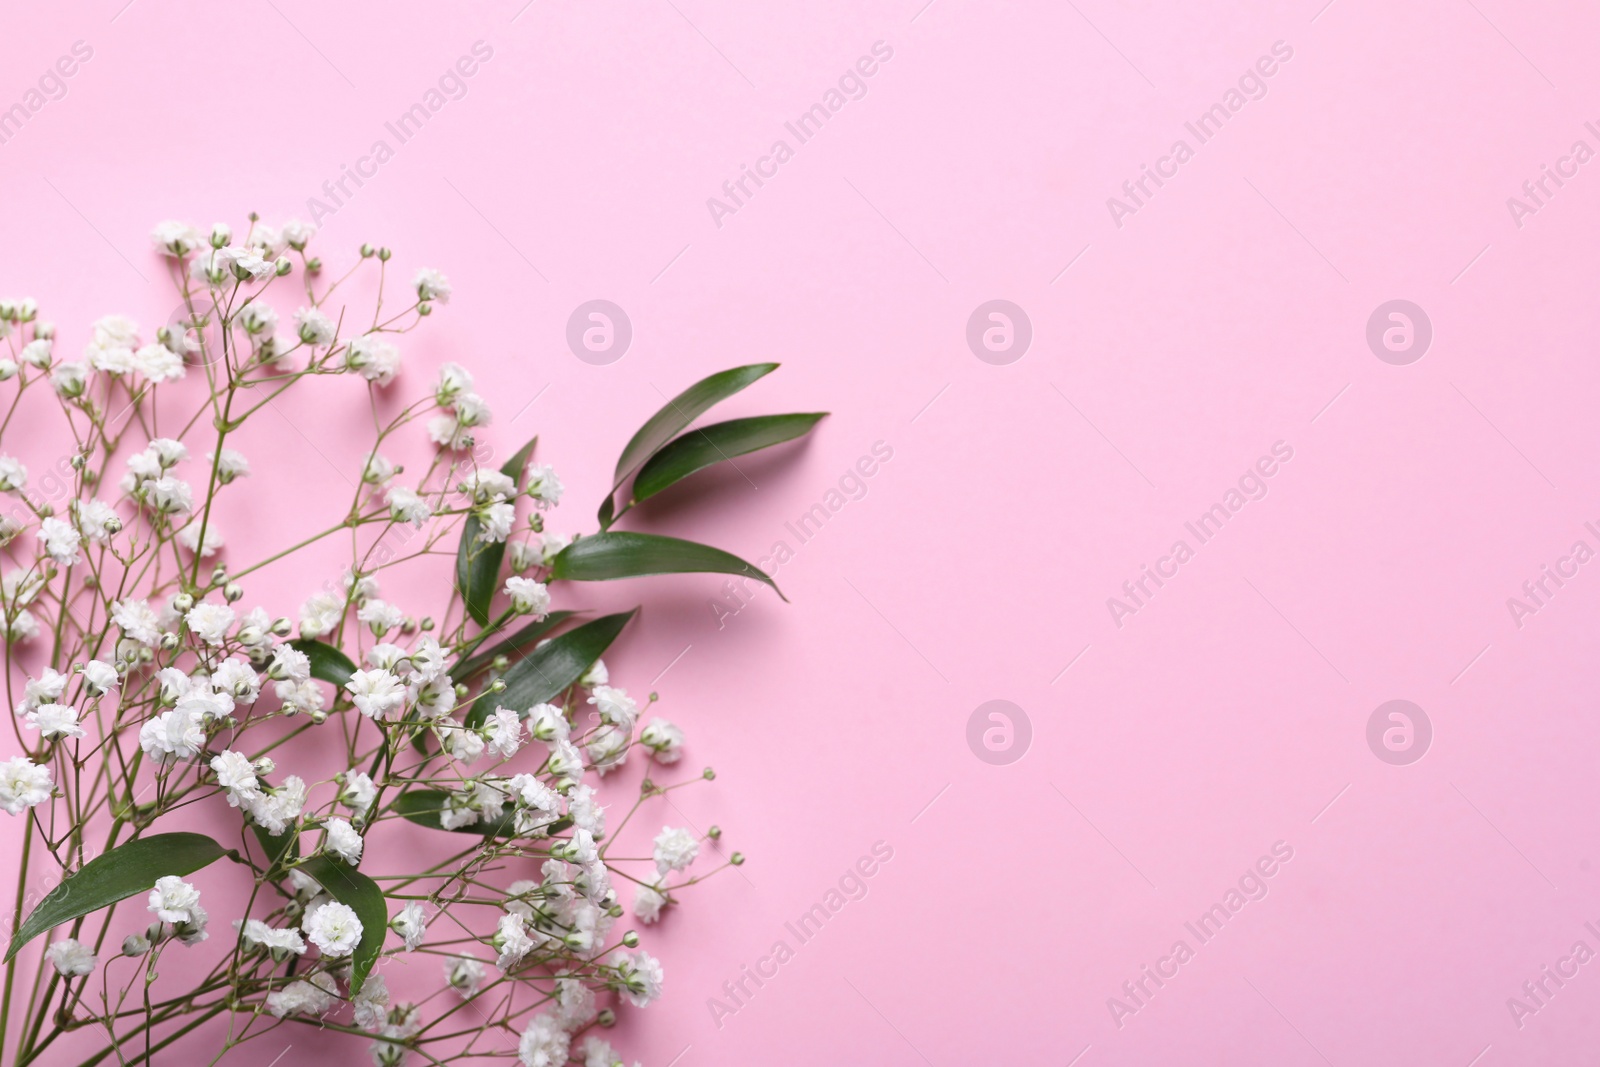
[0,215,824,1066]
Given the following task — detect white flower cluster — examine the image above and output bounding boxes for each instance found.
[0,217,741,1067]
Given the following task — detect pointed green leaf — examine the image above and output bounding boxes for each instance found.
[452,610,580,680]
[297,856,388,994]
[287,639,357,689]
[599,363,779,526]
[552,532,784,601]
[7,833,231,961]
[456,435,538,626]
[468,609,637,726]
[630,413,828,506]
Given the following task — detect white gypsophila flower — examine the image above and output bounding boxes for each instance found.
[274,679,326,718]
[443,726,485,766]
[554,976,596,1029]
[0,358,15,381]
[45,938,96,978]
[653,826,699,875]
[566,784,605,838]
[176,521,223,558]
[133,342,185,383]
[385,486,431,527]
[280,218,315,250]
[352,973,390,1032]
[525,464,563,508]
[639,718,685,764]
[120,449,161,494]
[484,707,523,760]
[247,224,284,256]
[0,456,25,492]
[269,643,311,682]
[3,572,45,613]
[265,973,337,1018]
[580,1036,622,1067]
[427,413,472,451]
[579,658,608,687]
[547,739,585,779]
[243,775,307,836]
[51,361,88,398]
[138,708,205,763]
[293,307,336,346]
[507,539,539,572]
[185,602,235,645]
[152,220,204,256]
[303,900,363,957]
[241,919,306,959]
[460,469,515,504]
[148,875,202,924]
[607,948,665,1008]
[39,517,81,566]
[26,703,84,740]
[475,501,515,544]
[112,599,163,645]
[586,725,629,776]
[93,314,139,349]
[5,610,40,644]
[323,817,364,864]
[148,437,187,467]
[366,642,408,672]
[517,1013,569,1067]
[525,703,569,743]
[213,448,250,483]
[357,599,404,638]
[453,392,491,428]
[362,451,395,485]
[494,912,535,972]
[82,660,118,693]
[344,335,401,386]
[414,268,452,304]
[299,590,346,638]
[211,659,260,702]
[144,476,193,514]
[391,901,428,951]
[347,668,407,720]
[208,750,259,806]
[237,302,278,339]
[504,577,550,617]
[18,668,68,712]
[0,757,52,815]
[338,770,377,815]
[632,872,670,924]
[436,361,473,404]
[344,569,380,600]
[19,338,50,368]
[85,343,135,376]
[587,686,637,731]
[75,499,120,543]
[445,954,485,998]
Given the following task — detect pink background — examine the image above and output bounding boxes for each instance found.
[5,0,1600,1063]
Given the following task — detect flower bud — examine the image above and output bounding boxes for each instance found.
[597,1009,616,1028]
[224,583,243,603]
[417,303,433,317]
[172,593,194,613]
[122,935,149,956]
[703,767,716,781]
[33,320,53,338]
[158,633,180,652]
[707,825,721,840]
[731,852,745,866]
[210,223,231,248]
[271,618,293,636]
[377,247,392,262]
[275,257,292,277]
[360,243,375,258]
[622,931,639,947]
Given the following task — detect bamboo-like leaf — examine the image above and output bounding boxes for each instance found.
[297,856,387,994]
[287,639,357,689]
[467,610,637,727]
[456,435,538,626]
[452,610,579,680]
[599,363,778,527]
[630,413,827,506]
[7,833,232,960]
[552,532,784,600]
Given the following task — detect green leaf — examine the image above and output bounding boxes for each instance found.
[468,610,637,727]
[599,363,779,527]
[7,833,231,961]
[630,413,828,507]
[452,609,580,680]
[297,856,388,994]
[456,435,538,627]
[252,823,298,877]
[393,790,573,838]
[287,639,357,688]
[551,532,785,601]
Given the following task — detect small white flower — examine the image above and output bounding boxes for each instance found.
[525,464,563,508]
[385,486,431,527]
[352,973,391,1032]
[517,1013,569,1067]
[653,826,699,875]
[76,500,121,543]
[346,668,407,720]
[362,451,395,485]
[640,718,685,764]
[265,973,338,1017]
[414,268,452,304]
[460,469,515,504]
[357,599,404,638]
[148,876,203,924]
[241,918,306,959]
[46,938,96,977]
[608,949,665,1008]
[243,775,308,835]
[588,686,638,731]
[280,219,316,250]
[298,590,346,638]
[19,338,51,368]
[585,725,629,775]
[152,220,204,256]
[443,726,485,765]
[484,706,523,760]
[211,659,260,702]
[39,517,80,566]
[0,757,52,815]
[112,599,163,645]
[185,602,235,645]
[237,303,278,337]
[176,521,223,558]
[26,703,84,740]
[579,658,608,687]
[322,817,364,864]
[51,361,88,398]
[344,336,401,385]
[82,660,118,693]
[632,872,670,924]
[93,314,140,349]
[85,342,135,376]
[436,362,473,404]
[138,707,206,763]
[293,307,336,346]
[493,912,535,971]
[269,644,311,682]
[133,343,185,383]
[148,437,187,467]
[391,901,428,951]
[475,501,515,544]
[144,476,193,514]
[209,750,260,806]
[339,770,378,815]
[0,456,26,493]
[213,448,250,483]
[445,954,486,998]
[526,703,569,743]
[303,900,363,957]
[504,577,550,617]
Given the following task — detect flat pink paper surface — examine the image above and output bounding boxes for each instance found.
[3,1,1599,1064]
